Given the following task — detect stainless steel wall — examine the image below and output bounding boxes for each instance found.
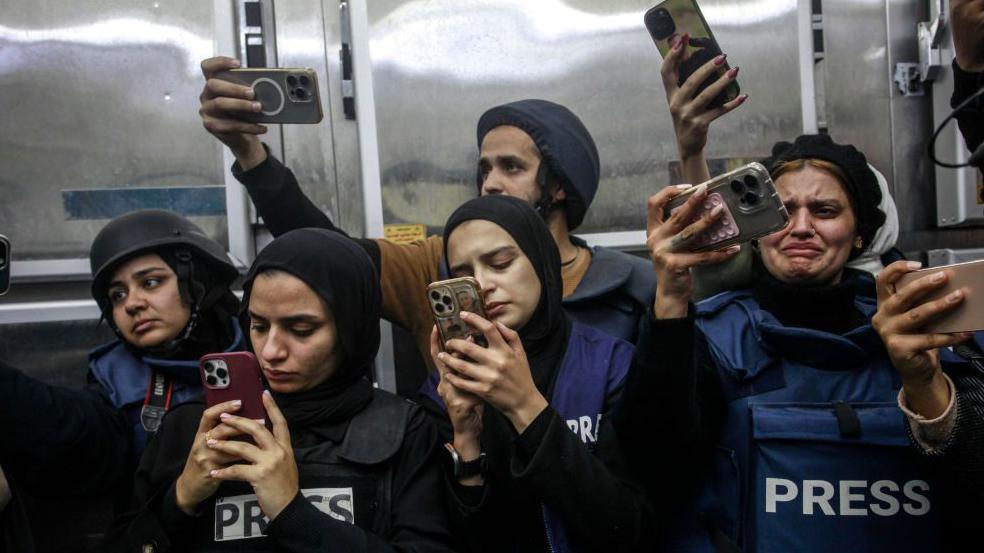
[0,0,229,259]
[366,0,805,234]
[822,0,984,254]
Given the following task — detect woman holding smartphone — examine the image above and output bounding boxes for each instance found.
[0,209,243,550]
[615,135,958,552]
[105,229,457,553]
[419,194,657,553]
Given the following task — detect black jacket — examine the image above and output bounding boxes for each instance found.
[0,361,132,552]
[102,390,458,553]
[951,60,984,153]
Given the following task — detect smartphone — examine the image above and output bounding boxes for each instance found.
[666,162,789,252]
[644,0,740,109]
[213,68,323,124]
[427,277,489,349]
[0,235,9,296]
[896,259,984,333]
[200,352,270,431]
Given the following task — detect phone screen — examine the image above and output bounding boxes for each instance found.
[0,235,9,296]
[645,0,739,108]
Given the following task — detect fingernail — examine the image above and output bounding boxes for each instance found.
[714,54,727,66]
[738,94,749,102]
[231,59,242,67]
[728,67,739,78]
[947,290,963,303]
[931,271,946,283]
[711,204,724,216]
[263,389,271,398]
[907,261,923,270]
[437,352,446,360]
[220,412,231,420]
[232,400,242,407]
[252,101,262,111]
[727,244,741,253]
[244,88,255,99]
[207,439,217,446]
[675,183,692,189]
[695,183,708,196]
[459,311,470,319]
[209,469,219,477]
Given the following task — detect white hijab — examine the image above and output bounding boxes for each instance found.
[847,163,900,276]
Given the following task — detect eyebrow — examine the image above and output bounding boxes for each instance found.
[449,245,518,274]
[108,266,168,288]
[247,311,322,324]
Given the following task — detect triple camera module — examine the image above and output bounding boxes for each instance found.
[731,174,764,209]
[202,359,230,389]
[430,288,455,315]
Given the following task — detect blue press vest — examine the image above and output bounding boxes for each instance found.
[88,322,244,458]
[666,290,940,553]
[421,321,633,553]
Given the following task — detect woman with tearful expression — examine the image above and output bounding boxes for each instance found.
[615,135,954,553]
[105,229,457,553]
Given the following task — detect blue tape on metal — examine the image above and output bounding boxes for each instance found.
[62,186,227,220]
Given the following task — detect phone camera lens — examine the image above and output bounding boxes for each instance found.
[442,295,453,306]
[730,179,744,193]
[206,375,218,386]
[216,368,228,379]
[286,75,297,86]
[743,192,759,205]
[430,290,441,300]
[435,303,445,313]
[299,75,310,86]
[743,175,759,189]
[204,361,215,372]
[294,87,308,100]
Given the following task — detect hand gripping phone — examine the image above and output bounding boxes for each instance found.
[645,0,740,109]
[213,68,323,124]
[200,352,270,431]
[666,162,789,252]
[427,277,489,349]
[896,259,984,333]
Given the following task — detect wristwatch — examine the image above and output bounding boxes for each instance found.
[444,442,487,479]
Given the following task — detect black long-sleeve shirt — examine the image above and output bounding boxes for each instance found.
[423,376,658,552]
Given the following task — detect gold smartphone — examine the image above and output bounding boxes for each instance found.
[896,259,984,333]
[214,68,323,124]
[427,277,488,349]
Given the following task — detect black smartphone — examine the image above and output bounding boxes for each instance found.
[644,0,740,109]
[0,235,9,296]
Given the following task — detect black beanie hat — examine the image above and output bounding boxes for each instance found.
[477,99,600,230]
[763,134,886,259]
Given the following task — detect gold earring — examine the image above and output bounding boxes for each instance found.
[854,236,863,249]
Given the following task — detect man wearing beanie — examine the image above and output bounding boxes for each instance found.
[198,58,653,383]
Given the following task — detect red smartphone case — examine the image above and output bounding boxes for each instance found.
[200,351,269,428]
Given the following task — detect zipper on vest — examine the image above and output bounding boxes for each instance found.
[541,504,555,552]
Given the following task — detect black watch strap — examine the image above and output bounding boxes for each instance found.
[445,443,486,479]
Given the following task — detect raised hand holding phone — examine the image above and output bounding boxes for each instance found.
[437,311,547,435]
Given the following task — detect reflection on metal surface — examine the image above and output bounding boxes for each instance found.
[0,20,211,76]
[1,1,227,260]
[371,0,794,80]
[368,0,803,233]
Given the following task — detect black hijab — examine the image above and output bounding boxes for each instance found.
[443,195,571,394]
[241,229,381,428]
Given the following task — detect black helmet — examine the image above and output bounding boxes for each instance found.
[89,209,238,314]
